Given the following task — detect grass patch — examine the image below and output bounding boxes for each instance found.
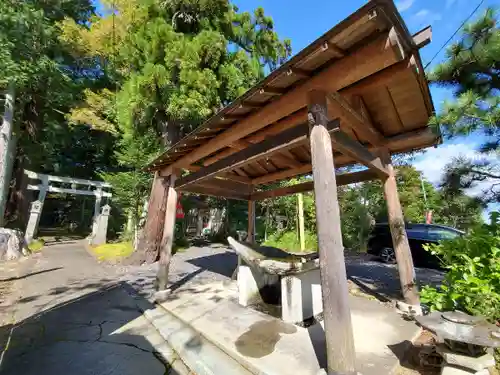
[90,242,134,261]
[263,231,318,253]
[28,239,45,252]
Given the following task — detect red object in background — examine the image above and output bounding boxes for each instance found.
[425,210,433,224]
[176,193,185,219]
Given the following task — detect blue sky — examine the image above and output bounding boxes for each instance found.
[93,0,498,218]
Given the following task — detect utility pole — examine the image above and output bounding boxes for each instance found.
[0,83,16,227]
[297,193,305,251]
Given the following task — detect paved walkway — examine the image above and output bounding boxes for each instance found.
[0,242,167,375]
[0,241,440,375]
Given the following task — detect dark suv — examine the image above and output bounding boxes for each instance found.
[367,223,464,269]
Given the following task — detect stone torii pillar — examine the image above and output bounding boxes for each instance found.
[25,175,49,243]
[91,204,111,246]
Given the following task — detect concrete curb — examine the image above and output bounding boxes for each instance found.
[143,306,254,375]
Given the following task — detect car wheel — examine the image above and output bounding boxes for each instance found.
[380,247,396,264]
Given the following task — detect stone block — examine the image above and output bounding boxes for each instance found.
[437,344,495,372]
[237,264,279,307]
[281,269,323,323]
[440,365,475,375]
[0,228,27,260]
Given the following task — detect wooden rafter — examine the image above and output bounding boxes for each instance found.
[287,67,310,78]
[179,185,249,200]
[324,41,345,57]
[218,172,252,183]
[157,32,404,176]
[260,87,287,95]
[251,127,436,185]
[327,92,385,146]
[330,131,388,178]
[175,120,340,188]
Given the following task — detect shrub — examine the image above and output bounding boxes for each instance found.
[421,212,500,323]
[263,230,318,253]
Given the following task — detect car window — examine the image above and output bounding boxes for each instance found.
[427,227,460,241]
[406,226,428,240]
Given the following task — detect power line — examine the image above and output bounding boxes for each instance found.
[423,0,486,70]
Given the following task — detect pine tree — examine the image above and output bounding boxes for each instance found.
[62,0,292,256]
[429,8,499,203]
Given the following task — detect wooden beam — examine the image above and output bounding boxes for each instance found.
[230,139,303,168]
[239,101,263,110]
[216,173,252,184]
[386,27,405,61]
[324,41,345,57]
[252,164,312,185]
[308,90,356,373]
[250,169,377,200]
[259,87,287,95]
[327,92,384,146]
[287,67,310,78]
[380,149,420,306]
[330,131,388,178]
[176,120,340,188]
[233,167,250,178]
[179,185,249,201]
[196,178,252,195]
[412,26,432,49]
[251,127,437,185]
[158,32,404,175]
[202,110,308,166]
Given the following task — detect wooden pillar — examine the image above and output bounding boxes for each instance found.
[247,199,255,244]
[138,173,169,263]
[381,150,420,306]
[157,173,178,291]
[308,90,356,375]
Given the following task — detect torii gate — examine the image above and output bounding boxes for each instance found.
[24,170,112,245]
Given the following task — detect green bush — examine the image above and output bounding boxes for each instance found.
[421,212,500,323]
[263,230,318,253]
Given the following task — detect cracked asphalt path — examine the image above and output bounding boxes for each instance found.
[0,242,169,375]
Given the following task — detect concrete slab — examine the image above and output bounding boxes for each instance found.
[157,281,420,375]
[145,304,254,375]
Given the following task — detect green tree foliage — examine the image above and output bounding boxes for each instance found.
[0,0,117,226]
[259,165,482,252]
[429,8,500,203]
[61,0,291,237]
[421,212,500,322]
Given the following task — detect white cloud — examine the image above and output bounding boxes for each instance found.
[396,0,415,12]
[411,8,442,27]
[413,143,496,198]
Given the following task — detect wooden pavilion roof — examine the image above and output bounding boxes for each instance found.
[146,0,439,200]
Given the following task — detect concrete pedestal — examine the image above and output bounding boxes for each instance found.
[237,263,279,307]
[281,269,323,323]
[237,263,323,324]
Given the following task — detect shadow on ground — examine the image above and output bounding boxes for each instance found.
[345,257,444,301]
[186,252,238,279]
[0,282,173,375]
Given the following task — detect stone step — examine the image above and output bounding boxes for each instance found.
[144,305,255,375]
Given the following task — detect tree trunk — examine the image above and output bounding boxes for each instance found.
[129,115,182,265]
[0,84,16,227]
[128,174,170,264]
[156,174,177,291]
